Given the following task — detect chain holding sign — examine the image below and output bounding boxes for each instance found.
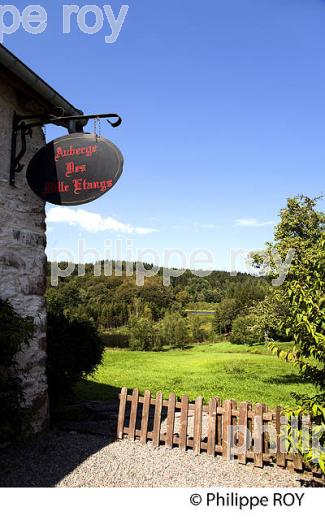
[10,111,124,206]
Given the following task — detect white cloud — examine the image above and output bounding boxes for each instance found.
[47,207,157,235]
[199,223,219,229]
[235,218,276,228]
[172,223,219,232]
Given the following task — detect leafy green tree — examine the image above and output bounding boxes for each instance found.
[138,279,175,320]
[224,277,268,306]
[128,317,162,351]
[175,288,191,306]
[230,313,264,345]
[214,298,240,334]
[47,280,86,318]
[162,312,190,349]
[189,315,206,343]
[231,294,290,345]
[251,294,290,342]
[253,195,325,473]
[128,297,152,320]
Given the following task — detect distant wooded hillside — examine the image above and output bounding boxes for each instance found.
[46,262,269,332]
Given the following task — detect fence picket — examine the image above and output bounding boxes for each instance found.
[247,403,253,457]
[207,398,217,457]
[263,405,269,457]
[222,400,232,459]
[140,390,151,444]
[117,387,128,440]
[165,393,176,448]
[193,396,203,456]
[238,402,248,464]
[254,403,264,468]
[276,406,286,467]
[128,388,139,441]
[179,395,189,451]
[231,400,238,449]
[217,400,222,447]
[152,391,163,448]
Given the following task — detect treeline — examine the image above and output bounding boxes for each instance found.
[50,192,323,349]
[46,263,272,347]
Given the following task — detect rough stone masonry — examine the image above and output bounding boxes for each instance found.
[0,86,48,432]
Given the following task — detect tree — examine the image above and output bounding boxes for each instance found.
[128,317,162,351]
[214,298,240,334]
[213,276,269,336]
[253,195,325,473]
[137,278,175,320]
[251,294,290,342]
[230,314,265,346]
[189,315,206,343]
[253,196,325,389]
[225,277,268,307]
[128,297,152,320]
[162,312,190,349]
[231,294,290,345]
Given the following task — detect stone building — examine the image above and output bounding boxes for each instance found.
[0,44,82,432]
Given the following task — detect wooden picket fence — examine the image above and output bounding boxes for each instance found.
[117,387,322,477]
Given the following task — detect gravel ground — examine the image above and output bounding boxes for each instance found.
[0,431,302,488]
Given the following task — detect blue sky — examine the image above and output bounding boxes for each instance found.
[6,0,325,270]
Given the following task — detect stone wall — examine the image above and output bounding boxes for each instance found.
[0,87,48,432]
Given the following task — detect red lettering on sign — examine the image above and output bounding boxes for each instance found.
[71,178,113,195]
[72,179,83,195]
[65,162,87,177]
[55,145,97,162]
[42,181,70,195]
[65,162,75,177]
[75,164,87,173]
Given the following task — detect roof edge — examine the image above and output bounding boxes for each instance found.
[0,44,83,117]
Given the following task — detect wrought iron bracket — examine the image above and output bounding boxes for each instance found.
[9,111,122,186]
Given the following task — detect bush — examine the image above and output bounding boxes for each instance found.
[128,317,162,351]
[0,299,34,443]
[46,312,104,403]
[230,315,265,346]
[161,312,190,349]
[214,298,240,334]
[189,316,207,343]
[100,331,130,349]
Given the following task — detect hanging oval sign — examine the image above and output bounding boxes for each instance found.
[26,133,124,206]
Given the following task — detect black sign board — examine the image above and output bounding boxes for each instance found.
[26,133,124,206]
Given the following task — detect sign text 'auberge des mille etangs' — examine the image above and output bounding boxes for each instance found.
[26,133,124,206]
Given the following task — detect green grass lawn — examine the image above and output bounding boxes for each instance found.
[75,342,314,408]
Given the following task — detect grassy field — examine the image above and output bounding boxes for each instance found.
[75,342,314,408]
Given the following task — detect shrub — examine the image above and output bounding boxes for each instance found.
[46,311,104,403]
[0,299,34,443]
[214,298,240,334]
[100,331,130,349]
[162,312,190,349]
[189,316,207,343]
[230,315,265,346]
[128,317,162,351]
